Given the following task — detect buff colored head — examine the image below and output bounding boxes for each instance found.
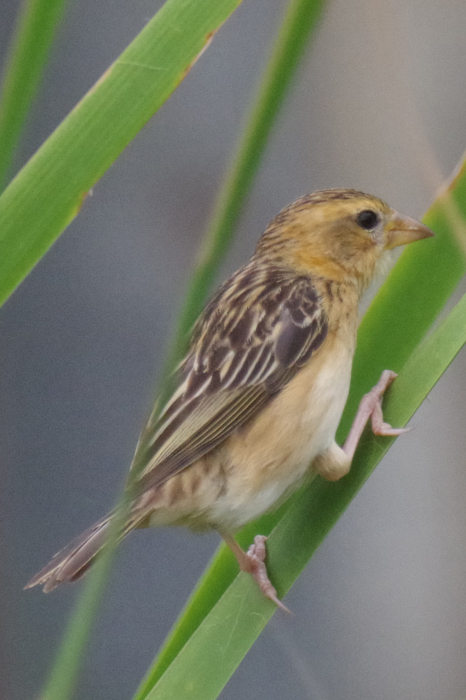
[256,189,434,288]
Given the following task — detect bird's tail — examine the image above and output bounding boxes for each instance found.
[25,510,145,593]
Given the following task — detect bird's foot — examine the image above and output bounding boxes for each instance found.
[221,532,290,613]
[344,370,411,460]
[366,370,411,437]
[241,535,290,614]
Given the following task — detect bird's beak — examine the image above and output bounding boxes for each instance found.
[384,211,435,250]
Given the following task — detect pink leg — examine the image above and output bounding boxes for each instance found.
[222,533,290,613]
[343,370,410,461]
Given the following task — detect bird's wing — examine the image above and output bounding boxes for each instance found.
[133,267,328,493]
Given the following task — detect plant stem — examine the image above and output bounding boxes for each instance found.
[0,0,69,190]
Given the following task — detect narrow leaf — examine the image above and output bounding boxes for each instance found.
[0,0,244,307]
[0,0,68,189]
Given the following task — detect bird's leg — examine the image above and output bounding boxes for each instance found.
[221,532,290,613]
[220,371,407,611]
[343,369,411,461]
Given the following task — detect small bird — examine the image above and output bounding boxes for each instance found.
[26,189,434,609]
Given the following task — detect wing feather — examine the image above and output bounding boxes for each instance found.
[132,265,328,493]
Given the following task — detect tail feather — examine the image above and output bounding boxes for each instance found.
[25,510,144,593]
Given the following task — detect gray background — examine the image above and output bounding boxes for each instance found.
[1,0,466,698]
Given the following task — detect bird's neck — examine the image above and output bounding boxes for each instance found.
[270,243,380,298]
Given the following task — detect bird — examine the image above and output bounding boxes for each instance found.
[25,189,434,610]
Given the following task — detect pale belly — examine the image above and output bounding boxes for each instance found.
[206,334,354,531]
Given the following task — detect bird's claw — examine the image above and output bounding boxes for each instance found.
[372,423,412,437]
[243,535,291,614]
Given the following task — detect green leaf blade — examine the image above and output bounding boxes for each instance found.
[0,0,69,189]
[0,0,244,307]
[135,507,289,697]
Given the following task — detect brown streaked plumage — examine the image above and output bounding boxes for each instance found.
[25,189,434,606]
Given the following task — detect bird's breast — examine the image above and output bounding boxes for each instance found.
[208,329,355,530]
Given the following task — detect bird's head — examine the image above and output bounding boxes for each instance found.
[257,189,434,290]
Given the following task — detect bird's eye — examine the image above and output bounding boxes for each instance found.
[356,209,379,230]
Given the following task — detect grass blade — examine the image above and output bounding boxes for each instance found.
[0,0,244,308]
[39,544,119,700]
[0,0,68,189]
